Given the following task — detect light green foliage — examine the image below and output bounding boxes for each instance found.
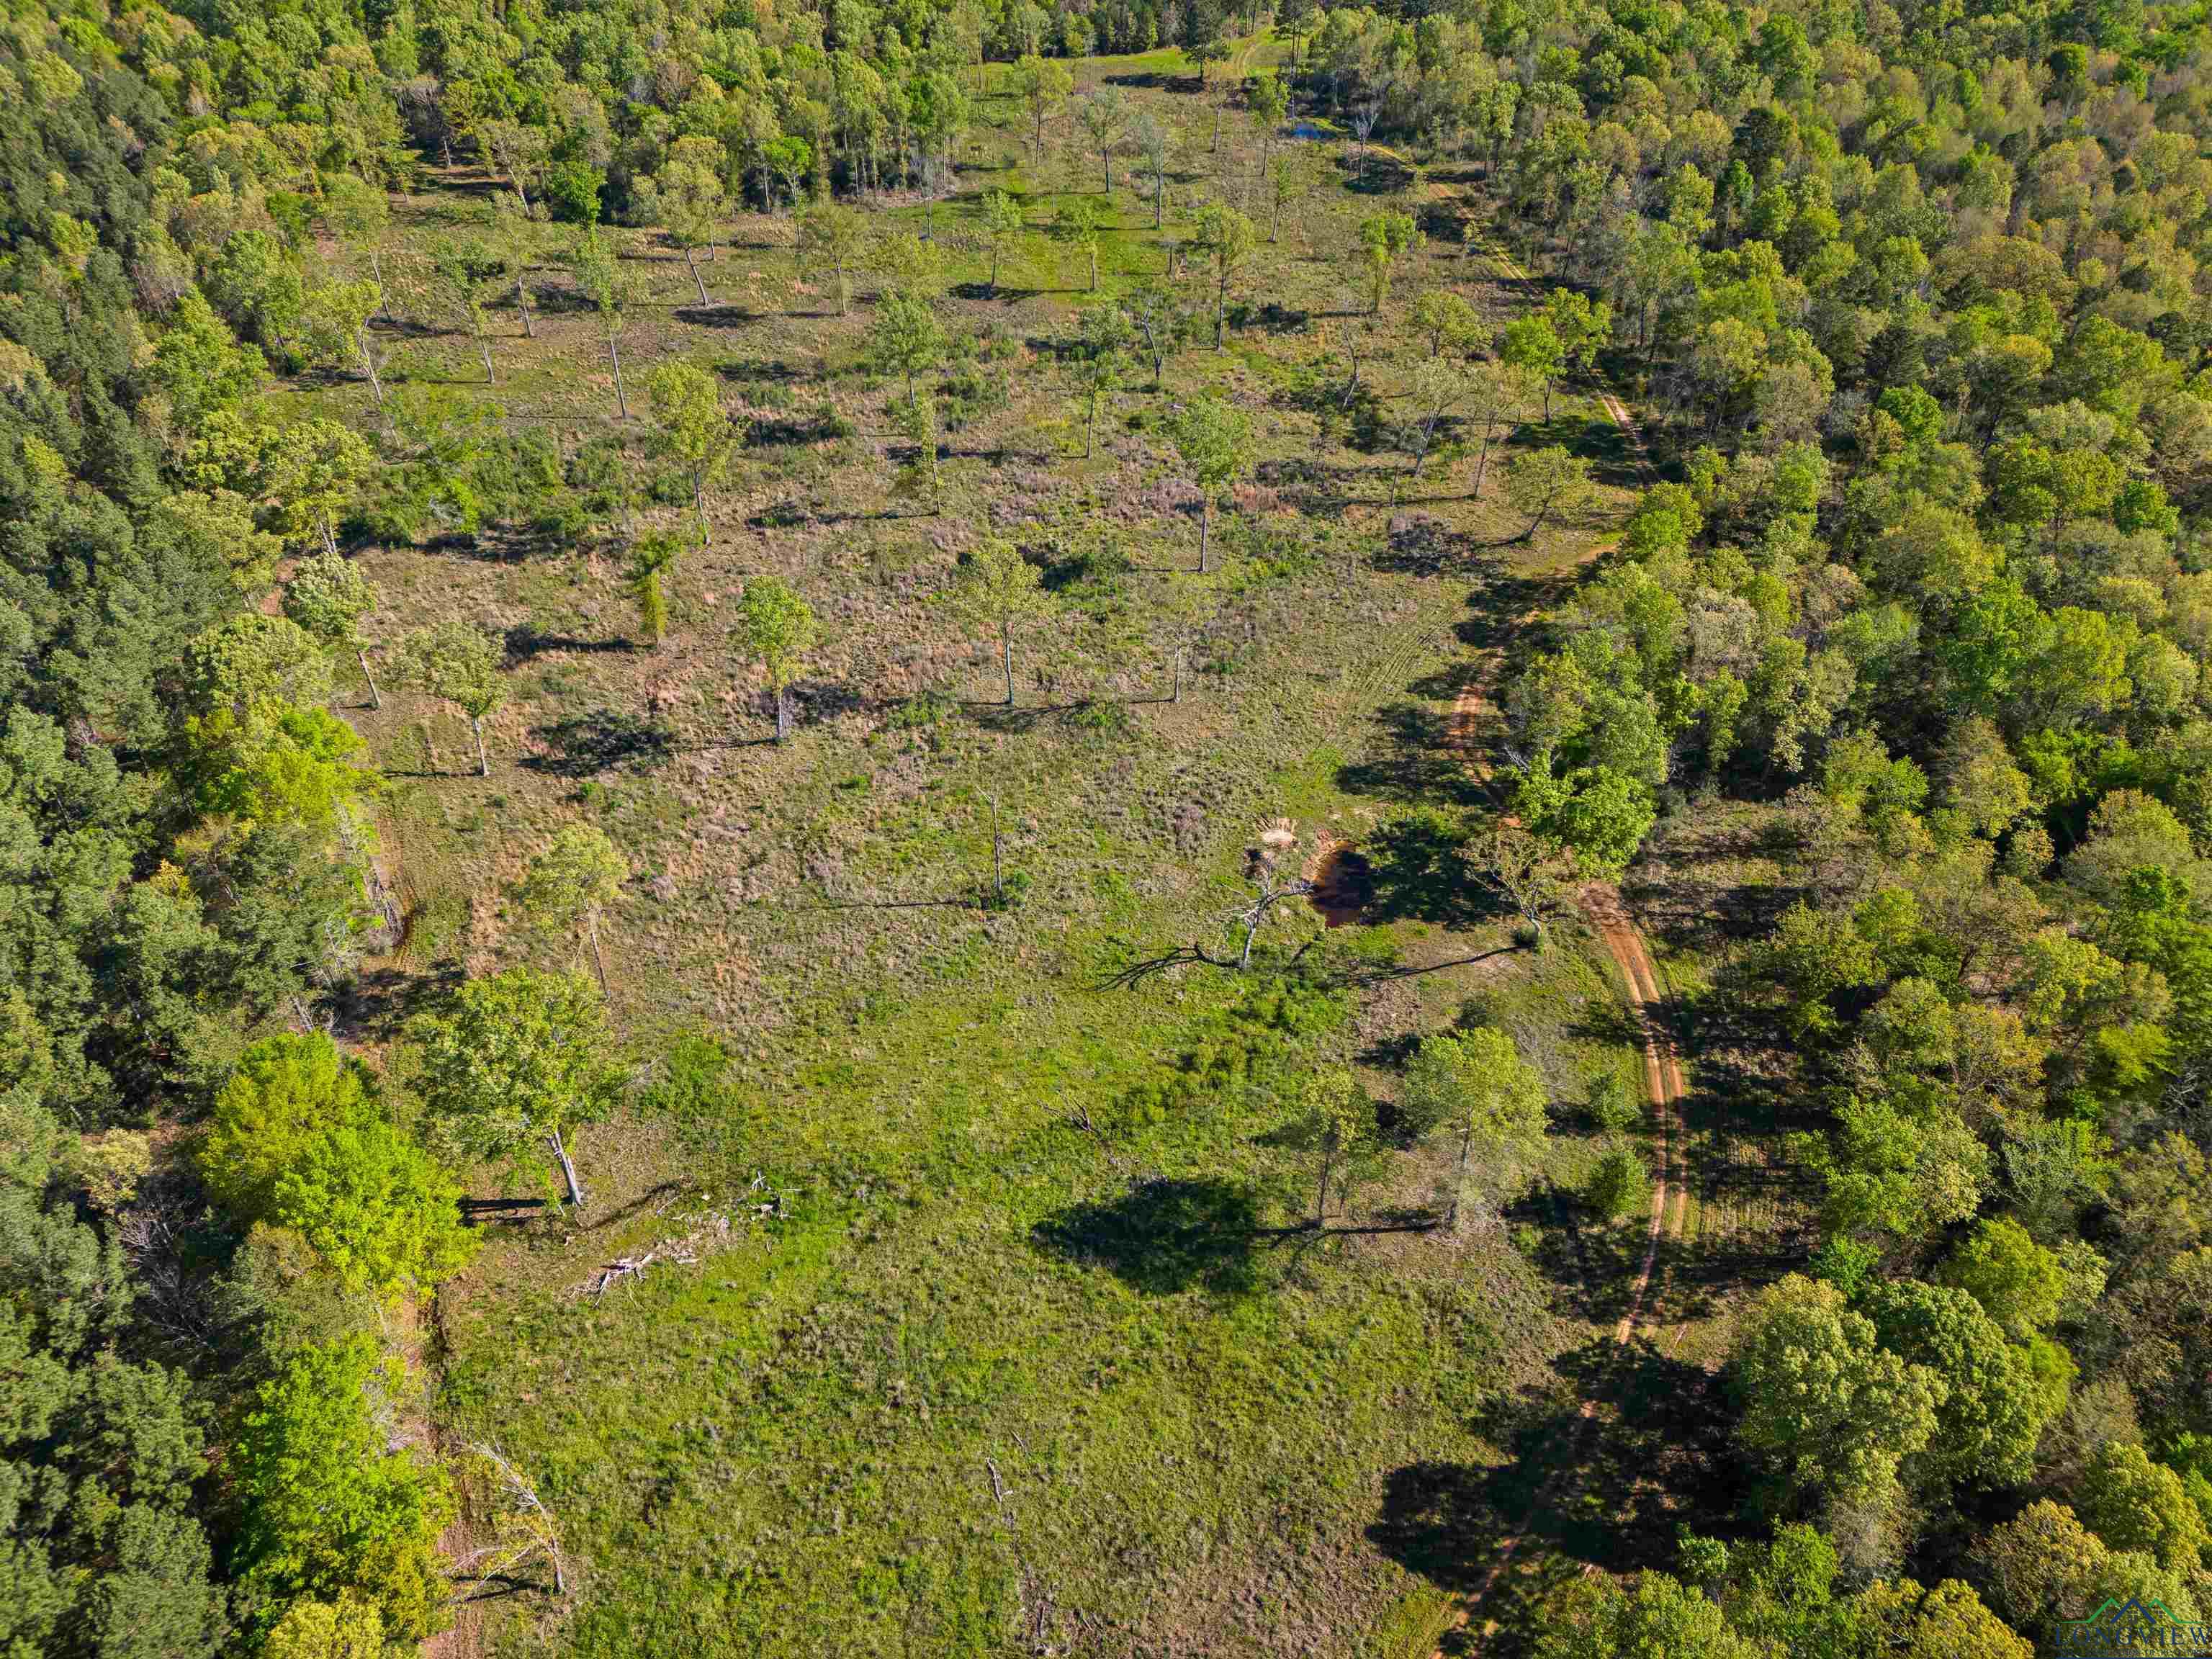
[1938,1218,2067,1341]
[980,189,1026,295]
[1501,444,1593,539]
[264,1593,387,1659]
[1585,1141,1650,1221]
[516,824,627,938]
[1409,288,1488,359]
[1168,393,1254,571]
[1730,1274,1942,1511]
[281,552,376,660]
[645,359,736,541]
[1399,1028,1547,1223]
[1051,194,1106,292]
[1191,201,1257,345]
[732,576,819,739]
[1357,209,1420,313]
[2077,1442,2208,1575]
[201,1033,475,1298]
[229,1337,452,1645]
[866,287,947,406]
[412,968,621,1202]
[390,619,505,775]
[949,536,1048,706]
[796,197,869,314]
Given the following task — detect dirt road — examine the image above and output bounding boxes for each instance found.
[1427,222,1688,1657]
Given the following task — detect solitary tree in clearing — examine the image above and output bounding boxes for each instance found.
[514,823,628,997]
[1398,1028,1547,1231]
[1053,194,1107,292]
[644,360,737,545]
[1071,304,1129,458]
[1192,202,1258,348]
[570,229,634,418]
[981,190,1026,297]
[733,577,819,742]
[951,537,1050,706]
[625,534,680,646]
[1248,73,1290,177]
[413,967,620,1209]
[392,619,505,775]
[1357,210,1422,315]
[796,198,870,315]
[1290,1066,1376,1227]
[1131,112,1174,230]
[1014,53,1073,159]
[1503,445,1594,540]
[1169,394,1254,572]
[1075,88,1128,191]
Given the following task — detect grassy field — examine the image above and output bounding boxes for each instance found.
[279,40,1717,1656]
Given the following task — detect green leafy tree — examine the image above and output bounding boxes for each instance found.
[200,1033,475,1298]
[301,279,385,409]
[1071,304,1128,459]
[1545,287,1612,377]
[413,967,621,1207]
[1400,1028,1547,1229]
[1357,210,1421,314]
[1076,88,1127,190]
[1503,444,1594,540]
[2077,1442,2208,1574]
[1053,194,1107,292]
[981,189,1026,296]
[1169,393,1254,572]
[391,619,505,776]
[514,823,629,994]
[282,549,381,708]
[569,228,634,418]
[1938,1217,2067,1341]
[951,536,1050,706]
[1500,313,1568,417]
[626,534,680,647]
[796,198,870,315]
[1410,289,1488,359]
[1192,202,1258,346]
[867,287,948,410]
[732,576,819,742]
[644,360,737,544]
[1730,1274,1943,1517]
[1290,1066,1377,1227]
[1586,1141,1653,1220]
[230,1337,453,1645]
[639,135,727,307]
[1013,53,1072,157]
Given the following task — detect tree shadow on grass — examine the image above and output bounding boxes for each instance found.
[503,624,637,665]
[1033,1177,1268,1298]
[1359,809,1509,929]
[523,709,676,779]
[1336,704,1487,811]
[1370,1341,1739,1654]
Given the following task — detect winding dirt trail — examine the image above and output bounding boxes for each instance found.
[1426,222,1690,1657]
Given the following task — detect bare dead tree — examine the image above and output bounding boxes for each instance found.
[1231,818,1316,969]
[457,1442,572,1601]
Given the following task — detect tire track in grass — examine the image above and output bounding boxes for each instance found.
[1421,211,1691,1658]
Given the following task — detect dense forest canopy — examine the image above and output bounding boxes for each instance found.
[6,0,2212,1647]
